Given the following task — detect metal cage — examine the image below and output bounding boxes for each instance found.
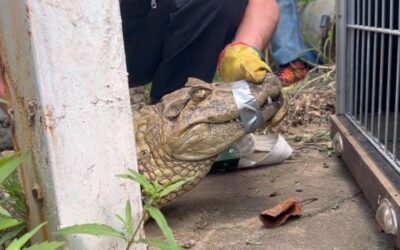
[334,0,400,245]
[338,0,400,171]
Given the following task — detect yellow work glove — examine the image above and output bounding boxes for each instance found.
[218,42,272,84]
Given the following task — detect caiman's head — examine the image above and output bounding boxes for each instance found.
[156,74,288,161]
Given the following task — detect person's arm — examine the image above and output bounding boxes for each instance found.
[233,0,279,51]
[218,0,279,83]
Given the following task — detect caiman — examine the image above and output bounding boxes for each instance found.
[132,74,288,207]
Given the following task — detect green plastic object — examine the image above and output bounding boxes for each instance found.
[211,145,240,171]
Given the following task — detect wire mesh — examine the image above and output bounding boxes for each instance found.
[343,0,400,173]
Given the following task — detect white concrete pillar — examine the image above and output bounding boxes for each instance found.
[0,1,144,249]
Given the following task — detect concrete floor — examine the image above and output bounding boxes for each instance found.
[146,147,397,250]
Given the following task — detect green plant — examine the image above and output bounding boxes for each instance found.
[143,83,152,105]
[0,151,64,250]
[1,170,25,219]
[56,169,193,250]
[297,0,315,12]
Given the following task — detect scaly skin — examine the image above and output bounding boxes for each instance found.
[133,74,288,207]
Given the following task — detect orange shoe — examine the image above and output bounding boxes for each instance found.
[277,60,309,87]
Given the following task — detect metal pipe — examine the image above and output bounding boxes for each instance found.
[336,0,348,115]
[392,2,400,160]
[393,36,400,160]
[352,0,361,119]
[384,0,394,151]
[354,29,360,119]
[358,0,368,125]
[336,2,347,114]
[347,25,400,36]
[364,0,372,129]
[347,0,356,115]
[377,0,386,145]
[370,0,378,138]
[359,30,365,124]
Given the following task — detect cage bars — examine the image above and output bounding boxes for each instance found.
[344,0,400,173]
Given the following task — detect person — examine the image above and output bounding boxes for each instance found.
[120,0,279,103]
[271,0,318,87]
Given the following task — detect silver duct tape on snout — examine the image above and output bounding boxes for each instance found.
[231,80,264,133]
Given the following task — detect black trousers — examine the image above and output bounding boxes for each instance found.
[120,0,248,102]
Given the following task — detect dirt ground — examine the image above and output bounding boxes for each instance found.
[4,128,397,249]
[146,149,396,249]
[145,75,398,249]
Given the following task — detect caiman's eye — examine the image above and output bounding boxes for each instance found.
[191,88,210,102]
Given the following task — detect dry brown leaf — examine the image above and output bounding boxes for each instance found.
[259,196,302,228]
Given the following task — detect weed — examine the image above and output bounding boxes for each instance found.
[1,150,186,249]
[1,171,25,218]
[56,169,193,250]
[0,151,64,250]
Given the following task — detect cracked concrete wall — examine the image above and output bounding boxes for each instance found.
[0,1,144,249]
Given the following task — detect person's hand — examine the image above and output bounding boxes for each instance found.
[218,42,271,84]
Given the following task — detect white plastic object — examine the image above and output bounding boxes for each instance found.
[235,134,256,157]
[236,134,293,168]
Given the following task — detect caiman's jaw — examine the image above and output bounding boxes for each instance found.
[158,75,287,161]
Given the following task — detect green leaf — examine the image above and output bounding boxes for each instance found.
[0,218,23,231]
[24,241,64,250]
[7,222,47,250]
[117,169,157,197]
[159,177,194,198]
[116,173,155,195]
[0,224,25,246]
[0,151,28,184]
[1,170,25,217]
[55,223,126,240]
[153,178,162,192]
[127,169,153,190]
[145,206,179,249]
[0,204,11,217]
[115,213,125,224]
[139,239,181,250]
[124,201,133,237]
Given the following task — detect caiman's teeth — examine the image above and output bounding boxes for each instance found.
[267,96,272,105]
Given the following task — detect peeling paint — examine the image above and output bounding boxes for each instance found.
[1,38,49,239]
[32,182,44,204]
[40,108,55,131]
[27,99,37,126]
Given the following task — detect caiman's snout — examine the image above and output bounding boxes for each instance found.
[162,75,288,161]
[245,74,289,128]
